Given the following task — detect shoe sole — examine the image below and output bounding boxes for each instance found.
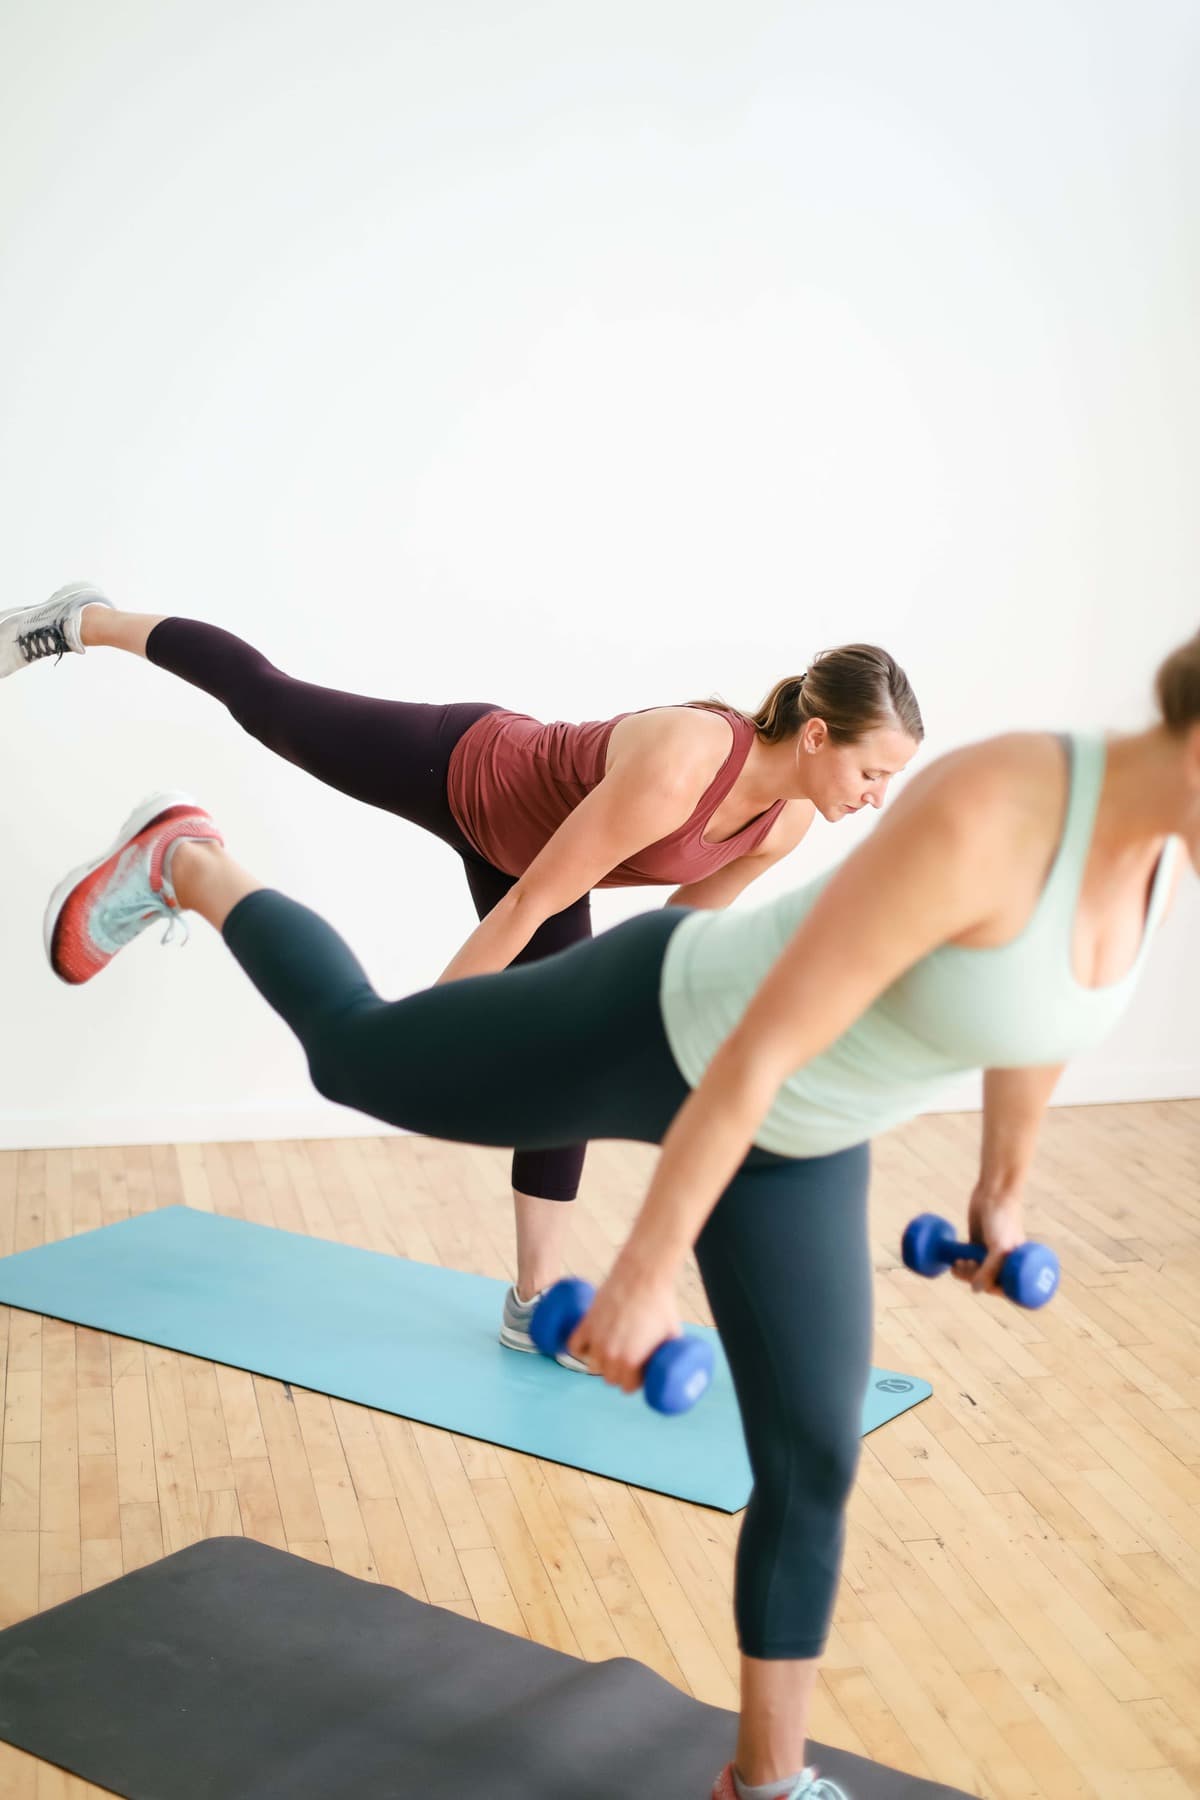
[498,1321,597,1374]
[497,1322,540,1355]
[43,789,202,976]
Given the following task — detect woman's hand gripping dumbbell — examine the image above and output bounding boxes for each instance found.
[531,1277,714,1413]
[902,1212,1060,1309]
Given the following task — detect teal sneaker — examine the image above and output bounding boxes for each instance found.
[712,1767,850,1799]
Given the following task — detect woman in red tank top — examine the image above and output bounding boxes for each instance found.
[4,583,923,1358]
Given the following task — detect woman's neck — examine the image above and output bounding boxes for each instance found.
[734,733,812,806]
[1093,727,1184,858]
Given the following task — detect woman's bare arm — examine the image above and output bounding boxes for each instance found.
[663,802,816,911]
[570,751,1025,1384]
[960,1064,1064,1294]
[437,714,729,982]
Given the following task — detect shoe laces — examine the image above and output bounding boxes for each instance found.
[789,1774,849,1800]
[19,624,68,664]
[104,882,192,949]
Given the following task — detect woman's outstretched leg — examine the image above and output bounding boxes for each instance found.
[4,581,496,846]
[46,796,691,1151]
[142,618,498,838]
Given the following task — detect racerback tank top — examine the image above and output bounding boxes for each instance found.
[658,734,1178,1157]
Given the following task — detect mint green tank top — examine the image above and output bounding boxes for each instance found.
[658,735,1177,1159]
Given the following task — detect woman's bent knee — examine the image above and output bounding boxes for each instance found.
[304,1000,384,1107]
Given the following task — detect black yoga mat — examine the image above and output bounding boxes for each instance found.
[0,1537,974,1799]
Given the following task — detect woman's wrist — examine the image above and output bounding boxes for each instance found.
[973,1168,1026,1207]
[974,1191,1022,1219]
[613,1222,687,1290]
[968,1178,1026,1249]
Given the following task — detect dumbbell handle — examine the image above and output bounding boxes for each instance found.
[930,1238,988,1268]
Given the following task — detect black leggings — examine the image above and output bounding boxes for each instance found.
[223,890,873,1659]
[146,618,590,1202]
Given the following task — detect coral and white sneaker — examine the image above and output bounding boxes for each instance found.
[45,792,223,986]
[711,1767,849,1800]
[0,582,114,677]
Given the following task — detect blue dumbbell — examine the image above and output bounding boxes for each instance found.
[901,1212,1060,1309]
[530,1277,714,1414]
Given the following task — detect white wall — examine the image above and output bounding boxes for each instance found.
[1,0,1196,1148]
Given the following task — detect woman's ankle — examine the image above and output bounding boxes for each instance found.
[168,838,224,909]
[80,606,166,655]
[78,603,114,648]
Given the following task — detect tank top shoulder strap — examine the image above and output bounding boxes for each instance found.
[693,706,754,804]
[680,702,752,751]
[1037,732,1106,932]
[1143,836,1180,941]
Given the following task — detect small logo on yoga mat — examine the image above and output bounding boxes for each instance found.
[875,1377,915,1393]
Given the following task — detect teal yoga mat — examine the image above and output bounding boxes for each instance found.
[0,1207,930,1512]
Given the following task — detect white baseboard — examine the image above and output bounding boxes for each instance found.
[1,1065,1195,1152]
[1048,1063,1199,1106]
[924,1063,1200,1114]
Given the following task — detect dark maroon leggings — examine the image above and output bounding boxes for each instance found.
[146,618,592,1201]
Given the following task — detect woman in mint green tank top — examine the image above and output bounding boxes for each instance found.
[42,630,1197,1800]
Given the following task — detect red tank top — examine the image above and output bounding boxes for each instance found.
[445,706,786,886]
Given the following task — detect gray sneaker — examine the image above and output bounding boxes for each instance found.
[0,581,113,678]
[499,1285,597,1374]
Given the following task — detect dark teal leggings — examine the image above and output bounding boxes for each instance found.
[223,889,873,1659]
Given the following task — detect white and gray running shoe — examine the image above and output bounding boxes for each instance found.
[499,1284,597,1374]
[0,581,113,678]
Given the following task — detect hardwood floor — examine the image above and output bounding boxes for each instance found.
[0,1101,1197,1797]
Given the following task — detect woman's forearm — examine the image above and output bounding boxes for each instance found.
[436,890,542,984]
[616,1036,784,1277]
[563,1036,782,1388]
[975,1065,1063,1198]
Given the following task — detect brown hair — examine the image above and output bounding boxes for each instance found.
[1156,628,1200,732]
[694,644,924,746]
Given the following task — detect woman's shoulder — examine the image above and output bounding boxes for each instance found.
[890,732,1072,865]
[606,704,736,773]
[914,730,1066,801]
